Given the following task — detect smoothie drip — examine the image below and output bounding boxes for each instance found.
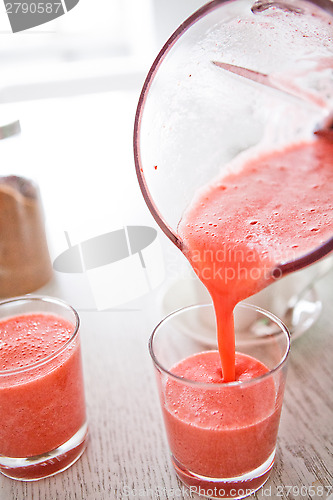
[178,136,333,381]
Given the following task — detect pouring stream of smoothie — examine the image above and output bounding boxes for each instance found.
[178,135,333,381]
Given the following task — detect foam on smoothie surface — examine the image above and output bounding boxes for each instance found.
[0,313,74,372]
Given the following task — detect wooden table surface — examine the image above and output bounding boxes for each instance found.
[0,94,332,500]
[1,260,332,500]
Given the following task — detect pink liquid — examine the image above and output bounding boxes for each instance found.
[0,313,86,461]
[178,136,333,381]
[163,351,281,479]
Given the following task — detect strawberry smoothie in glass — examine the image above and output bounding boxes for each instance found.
[149,303,290,499]
[0,296,88,481]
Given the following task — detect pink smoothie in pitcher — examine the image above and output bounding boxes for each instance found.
[0,313,86,465]
[178,135,333,381]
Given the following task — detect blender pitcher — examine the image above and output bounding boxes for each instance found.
[134,0,333,337]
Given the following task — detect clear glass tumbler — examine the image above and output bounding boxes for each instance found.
[0,296,88,481]
[149,303,290,499]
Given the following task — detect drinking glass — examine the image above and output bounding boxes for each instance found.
[0,296,88,481]
[149,303,290,499]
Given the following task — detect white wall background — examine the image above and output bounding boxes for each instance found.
[0,0,207,102]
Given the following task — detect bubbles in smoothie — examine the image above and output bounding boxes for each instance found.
[0,314,74,371]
